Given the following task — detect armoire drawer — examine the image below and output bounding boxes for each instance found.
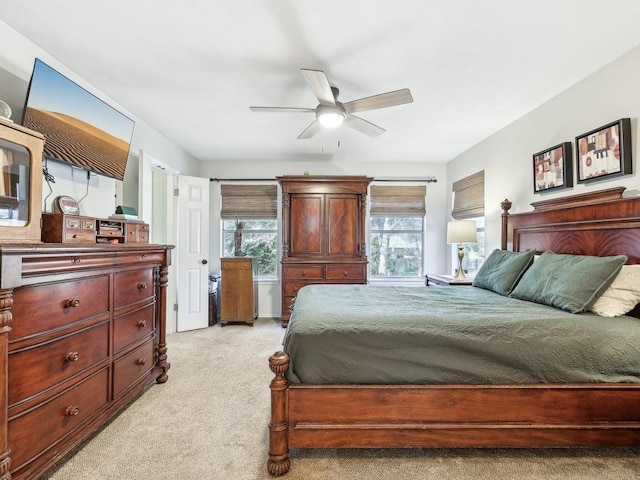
[283,266,324,280]
[283,282,311,296]
[113,339,155,397]
[8,367,109,473]
[8,322,109,406]
[113,268,155,310]
[325,265,366,281]
[10,276,109,340]
[113,303,155,353]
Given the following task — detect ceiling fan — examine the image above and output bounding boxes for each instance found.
[250,69,413,139]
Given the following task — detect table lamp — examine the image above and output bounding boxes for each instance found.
[447,220,478,279]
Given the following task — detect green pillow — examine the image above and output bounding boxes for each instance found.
[472,248,535,296]
[509,251,627,313]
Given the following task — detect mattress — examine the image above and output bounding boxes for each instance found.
[282,284,640,384]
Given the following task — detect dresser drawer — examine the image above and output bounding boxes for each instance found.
[222,259,253,271]
[113,304,155,353]
[10,275,109,340]
[8,367,109,472]
[113,339,155,397]
[114,250,166,267]
[21,253,117,276]
[325,265,366,281]
[113,268,155,309]
[9,322,109,406]
[283,266,324,280]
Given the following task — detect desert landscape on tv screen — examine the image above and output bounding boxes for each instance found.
[23,59,134,181]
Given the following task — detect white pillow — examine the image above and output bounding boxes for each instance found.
[591,265,640,317]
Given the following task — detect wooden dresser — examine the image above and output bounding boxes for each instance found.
[0,243,172,479]
[278,175,372,326]
[220,257,258,326]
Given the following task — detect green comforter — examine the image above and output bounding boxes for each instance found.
[282,284,640,384]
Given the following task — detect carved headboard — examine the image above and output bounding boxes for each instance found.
[501,187,640,265]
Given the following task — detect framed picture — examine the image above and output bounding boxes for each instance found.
[575,118,632,183]
[533,142,573,193]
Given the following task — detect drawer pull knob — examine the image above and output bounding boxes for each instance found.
[301,271,306,277]
[136,358,147,366]
[66,352,80,362]
[293,287,298,292]
[65,298,80,308]
[65,406,80,417]
[138,320,147,328]
[343,271,348,276]
[72,257,81,264]
[142,253,147,258]
[138,282,148,290]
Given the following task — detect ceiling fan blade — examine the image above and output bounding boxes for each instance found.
[297,119,322,139]
[300,69,336,106]
[345,114,386,137]
[250,106,315,113]
[343,88,413,114]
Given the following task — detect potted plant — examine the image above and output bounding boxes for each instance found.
[234,218,246,256]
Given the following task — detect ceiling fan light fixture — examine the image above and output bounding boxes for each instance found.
[318,111,345,127]
[316,104,345,128]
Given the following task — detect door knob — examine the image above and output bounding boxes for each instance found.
[201,259,208,265]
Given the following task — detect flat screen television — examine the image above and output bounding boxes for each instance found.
[22,58,135,181]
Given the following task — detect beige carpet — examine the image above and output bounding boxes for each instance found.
[43,318,640,480]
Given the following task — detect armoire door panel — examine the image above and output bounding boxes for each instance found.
[290,195,323,255]
[326,196,359,255]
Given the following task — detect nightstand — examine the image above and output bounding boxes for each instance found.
[425,274,474,286]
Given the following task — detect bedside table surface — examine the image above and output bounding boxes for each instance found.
[425,274,474,286]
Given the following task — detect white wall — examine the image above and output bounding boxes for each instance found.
[447,44,640,260]
[0,19,201,217]
[0,19,202,336]
[201,160,447,317]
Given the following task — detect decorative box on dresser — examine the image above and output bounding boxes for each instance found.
[0,243,172,479]
[220,257,258,326]
[278,175,372,327]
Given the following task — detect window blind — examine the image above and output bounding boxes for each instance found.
[220,184,277,219]
[370,185,426,216]
[451,170,484,219]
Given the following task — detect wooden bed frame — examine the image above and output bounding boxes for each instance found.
[267,187,640,476]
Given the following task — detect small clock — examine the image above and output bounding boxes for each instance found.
[53,195,80,215]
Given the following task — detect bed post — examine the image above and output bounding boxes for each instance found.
[501,198,512,250]
[268,351,290,476]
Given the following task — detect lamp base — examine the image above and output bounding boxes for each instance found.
[454,243,466,279]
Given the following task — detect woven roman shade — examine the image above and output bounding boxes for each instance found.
[370,185,426,216]
[220,184,277,219]
[451,170,484,219]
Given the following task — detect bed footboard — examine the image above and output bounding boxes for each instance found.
[268,352,640,476]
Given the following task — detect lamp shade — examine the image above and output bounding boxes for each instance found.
[447,220,477,244]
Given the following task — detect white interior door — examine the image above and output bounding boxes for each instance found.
[177,175,210,331]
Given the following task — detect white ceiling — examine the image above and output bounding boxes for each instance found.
[2,1,640,164]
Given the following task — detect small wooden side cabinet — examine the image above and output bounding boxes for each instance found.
[220,257,258,326]
[425,274,473,286]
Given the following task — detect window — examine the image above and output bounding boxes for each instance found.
[369,185,426,278]
[220,184,278,278]
[221,219,277,277]
[451,171,485,275]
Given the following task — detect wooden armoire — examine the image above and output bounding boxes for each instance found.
[278,175,372,326]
